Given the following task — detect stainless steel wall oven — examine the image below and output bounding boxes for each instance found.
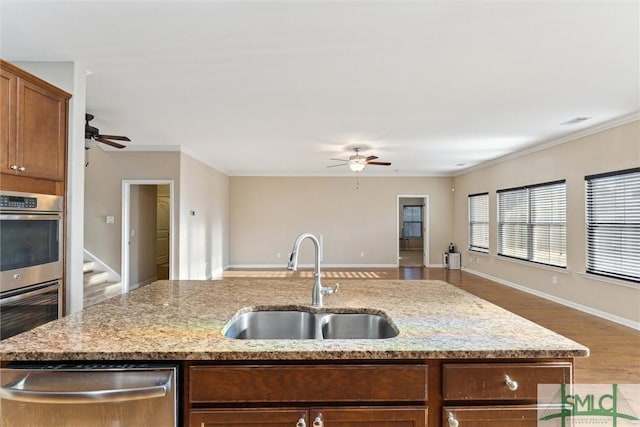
[0,191,63,339]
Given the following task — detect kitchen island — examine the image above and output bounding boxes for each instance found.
[0,279,589,426]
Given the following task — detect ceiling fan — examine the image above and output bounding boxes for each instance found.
[85,114,131,149]
[328,147,391,172]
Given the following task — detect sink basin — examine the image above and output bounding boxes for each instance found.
[223,310,398,340]
[223,311,316,339]
[320,313,398,339]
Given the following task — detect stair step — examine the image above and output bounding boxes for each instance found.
[84,270,110,286]
[83,261,96,273]
[84,281,122,308]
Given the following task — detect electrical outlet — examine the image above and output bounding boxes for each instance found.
[360,252,365,258]
[552,275,558,285]
[476,257,480,264]
[277,252,281,258]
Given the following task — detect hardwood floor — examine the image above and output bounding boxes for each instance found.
[224,267,640,384]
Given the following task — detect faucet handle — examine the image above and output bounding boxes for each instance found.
[322,283,339,295]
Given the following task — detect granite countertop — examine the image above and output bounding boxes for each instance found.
[0,279,589,361]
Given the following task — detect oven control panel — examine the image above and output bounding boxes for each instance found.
[0,195,38,209]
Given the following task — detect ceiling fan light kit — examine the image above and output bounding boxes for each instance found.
[329,147,391,172]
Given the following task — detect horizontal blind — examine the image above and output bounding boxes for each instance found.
[498,181,566,267]
[468,193,489,252]
[403,205,423,238]
[586,168,640,283]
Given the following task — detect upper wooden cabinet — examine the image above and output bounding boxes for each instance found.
[0,60,70,186]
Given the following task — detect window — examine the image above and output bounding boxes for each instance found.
[497,180,566,268]
[403,205,423,238]
[586,168,640,283]
[468,193,489,253]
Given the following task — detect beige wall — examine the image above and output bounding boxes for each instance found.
[452,120,640,326]
[84,149,181,275]
[228,176,454,267]
[179,153,229,279]
[129,185,157,286]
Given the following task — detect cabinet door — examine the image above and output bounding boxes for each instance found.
[443,406,539,427]
[313,407,426,427]
[16,77,67,181]
[190,409,307,427]
[0,68,17,173]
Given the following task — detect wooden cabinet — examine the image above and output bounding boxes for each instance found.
[441,362,572,427]
[190,408,426,427]
[0,60,70,194]
[187,363,428,427]
[442,406,539,427]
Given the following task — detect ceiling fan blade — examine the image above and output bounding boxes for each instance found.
[327,163,348,168]
[96,136,126,149]
[98,134,131,142]
[367,161,392,166]
[329,158,349,162]
[365,155,378,161]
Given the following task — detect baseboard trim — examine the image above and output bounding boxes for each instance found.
[462,267,640,331]
[226,263,399,270]
[130,277,157,291]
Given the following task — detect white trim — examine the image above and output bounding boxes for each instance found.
[457,113,640,177]
[83,248,120,283]
[397,194,430,268]
[463,267,640,331]
[225,263,399,269]
[122,180,176,293]
[577,271,640,290]
[129,277,157,291]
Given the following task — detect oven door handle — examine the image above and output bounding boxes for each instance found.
[0,372,172,404]
[0,283,59,306]
[0,213,62,220]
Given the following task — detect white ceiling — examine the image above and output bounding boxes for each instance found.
[1,0,638,176]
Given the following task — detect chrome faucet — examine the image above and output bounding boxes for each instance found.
[287,233,338,307]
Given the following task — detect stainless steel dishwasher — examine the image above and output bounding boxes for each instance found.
[0,363,179,427]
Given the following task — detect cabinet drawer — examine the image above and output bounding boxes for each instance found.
[443,406,539,427]
[443,362,571,401]
[190,364,427,403]
[190,408,306,427]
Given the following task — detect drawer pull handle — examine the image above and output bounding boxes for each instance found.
[505,374,519,391]
[296,418,306,427]
[313,416,323,427]
[447,412,459,427]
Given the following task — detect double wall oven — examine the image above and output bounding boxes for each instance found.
[0,191,63,340]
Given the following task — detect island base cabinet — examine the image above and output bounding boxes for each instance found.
[443,406,541,427]
[190,407,426,427]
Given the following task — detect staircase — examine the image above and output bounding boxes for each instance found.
[83,260,122,308]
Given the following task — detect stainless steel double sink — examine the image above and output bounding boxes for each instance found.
[223,309,398,340]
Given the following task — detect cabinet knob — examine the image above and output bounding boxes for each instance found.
[296,418,306,427]
[447,412,459,427]
[312,416,323,427]
[18,166,26,172]
[10,165,18,171]
[505,374,519,391]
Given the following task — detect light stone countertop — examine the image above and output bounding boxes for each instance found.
[0,279,589,361]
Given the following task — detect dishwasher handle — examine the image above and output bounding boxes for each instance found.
[0,371,172,404]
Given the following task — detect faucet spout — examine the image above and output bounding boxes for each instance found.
[286,233,338,307]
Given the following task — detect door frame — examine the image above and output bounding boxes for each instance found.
[122,180,176,293]
[397,195,429,267]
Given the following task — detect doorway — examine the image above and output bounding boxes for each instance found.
[397,195,429,267]
[122,180,175,292]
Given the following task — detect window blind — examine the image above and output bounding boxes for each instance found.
[586,168,640,283]
[468,193,489,253]
[403,205,423,238]
[497,180,566,268]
